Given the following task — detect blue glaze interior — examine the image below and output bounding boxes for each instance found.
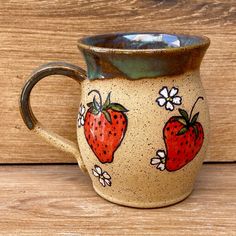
[81,33,204,50]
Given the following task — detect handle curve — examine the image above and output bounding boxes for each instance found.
[20,62,87,172]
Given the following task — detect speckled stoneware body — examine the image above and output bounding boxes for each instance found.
[20,32,210,208]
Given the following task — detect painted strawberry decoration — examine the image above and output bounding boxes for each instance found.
[84,90,128,164]
[163,97,204,171]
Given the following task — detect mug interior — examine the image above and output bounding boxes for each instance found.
[77,32,210,80]
[79,32,209,50]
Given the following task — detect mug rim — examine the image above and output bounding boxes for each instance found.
[77,32,210,55]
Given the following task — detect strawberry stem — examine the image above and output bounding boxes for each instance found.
[189,96,204,121]
[88,90,103,111]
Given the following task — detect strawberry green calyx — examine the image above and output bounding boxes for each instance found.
[87,90,128,124]
[87,90,103,115]
[176,97,204,138]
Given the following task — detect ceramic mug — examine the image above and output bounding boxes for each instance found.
[20,32,210,208]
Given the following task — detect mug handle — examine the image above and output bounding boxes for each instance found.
[20,62,87,172]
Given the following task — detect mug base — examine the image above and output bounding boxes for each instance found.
[93,185,193,208]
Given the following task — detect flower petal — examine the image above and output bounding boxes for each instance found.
[166,101,174,111]
[104,178,111,186]
[159,87,169,98]
[169,87,178,97]
[95,165,102,175]
[172,96,182,105]
[103,171,111,179]
[78,118,81,127]
[99,177,106,186]
[79,104,82,114]
[80,116,85,126]
[157,163,165,171]
[151,158,161,165]
[92,169,99,177]
[80,105,85,115]
[156,97,166,107]
[157,150,166,158]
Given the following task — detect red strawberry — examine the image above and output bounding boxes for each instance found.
[84,90,128,164]
[164,97,204,171]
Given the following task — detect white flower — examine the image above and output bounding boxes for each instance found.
[150,150,166,171]
[156,86,182,111]
[92,165,112,187]
[77,104,85,128]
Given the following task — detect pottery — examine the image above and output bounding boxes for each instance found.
[20,32,210,208]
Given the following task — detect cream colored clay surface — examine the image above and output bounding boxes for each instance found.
[77,70,210,208]
[34,123,87,172]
